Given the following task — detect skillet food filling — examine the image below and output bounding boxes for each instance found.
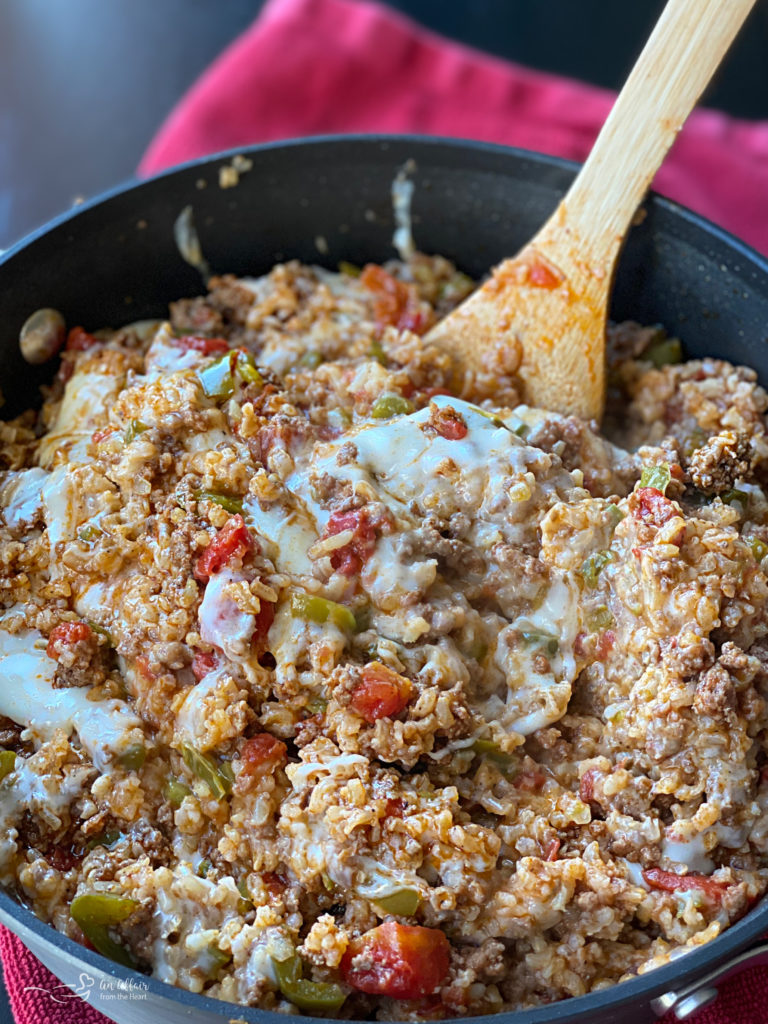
[2,255,768,1017]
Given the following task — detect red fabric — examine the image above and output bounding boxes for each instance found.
[139,0,768,255]
[0,927,107,1023]
[3,1,768,1021]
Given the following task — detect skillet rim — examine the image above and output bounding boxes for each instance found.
[1,133,767,1023]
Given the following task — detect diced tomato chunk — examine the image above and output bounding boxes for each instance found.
[194,514,252,582]
[46,622,93,661]
[46,843,83,872]
[545,838,561,861]
[341,922,451,999]
[397,307,430,334]
[172,335,229,355]
[238,734,287,792]
[192,650,218,681]
[262,870,289,897]
[643,867,728,901]
[91,426,116,444]
[633,487,679,527]
[324,507,378,576]
[595,629,616,660]
[253,598,275,641]
[385,797,406,818]
[351,663,411,723]
[65,326,99,352]
[431,403,468,441]
[527,257,562,289]
[435,415,467,440]
[360,264,432,336]
[579,767,599,804]
[516,770,547,792]
[135,655,154,681]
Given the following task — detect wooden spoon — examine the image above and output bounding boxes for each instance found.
[426,0,757,421]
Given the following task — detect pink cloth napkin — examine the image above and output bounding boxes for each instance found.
[3,1,768,1022]
[140,0,768,254]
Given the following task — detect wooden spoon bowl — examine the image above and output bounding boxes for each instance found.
[427,0,758,421]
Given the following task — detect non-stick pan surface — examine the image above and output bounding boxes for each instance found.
[1,135,767,1024]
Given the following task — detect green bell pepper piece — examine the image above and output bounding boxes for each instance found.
[722,488,749,510]
[78,524,102,542]
[370,394,413,419]
[646,336,682,368]
[181,744,232,801]
[587,605,614,631]
[195,489,243,514]
[117,743,146,771]
[70,892,138,968]
[164,778,191,807]
[472,739,517,779]
[199,942,231,979]
[198,353,235,399]
[369,339,387,366]
[235,350,263,386]
[305,695,328,715]
[0,750,15,782]
[273,953,346,1012]
[577,549,616,588]
[607,504,626,528]
[123,419,148,444]
[374,888,421,916]
[640,462,671,493]
[291,592,356,633]
[86,830,122,851]
[299,350,324,370]
[520,631,559,656]
[338,261,361,277]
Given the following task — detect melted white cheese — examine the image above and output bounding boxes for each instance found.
[492,573,581,735]
[37,369,121,469]
[362,533,437,611]
[174,666,233,749]
[287,752,368,791]
[310,397,570,554]
[661,832,714,874]
[143,322,208,377]
[622,860,649,889]
[313,397,524,515]
[198,569,255,660]
[0,628,143,769]
[354,856,422,900]
[41,465,77,553]
[245,498,319,577]
[268,599,347,688]
[0,468,47,529]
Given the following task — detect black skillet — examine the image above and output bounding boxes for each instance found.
[1,135,768,1024]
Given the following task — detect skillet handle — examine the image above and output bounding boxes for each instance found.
[651,941,768,1020]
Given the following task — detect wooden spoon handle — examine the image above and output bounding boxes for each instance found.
[547,0,757,266]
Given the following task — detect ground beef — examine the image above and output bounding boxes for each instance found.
[687,430,753,494]
[0,716,23,749]
[694,664,739,719]
[400,516,486,577]
[48,625,110,689]
[169,296,225,336]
